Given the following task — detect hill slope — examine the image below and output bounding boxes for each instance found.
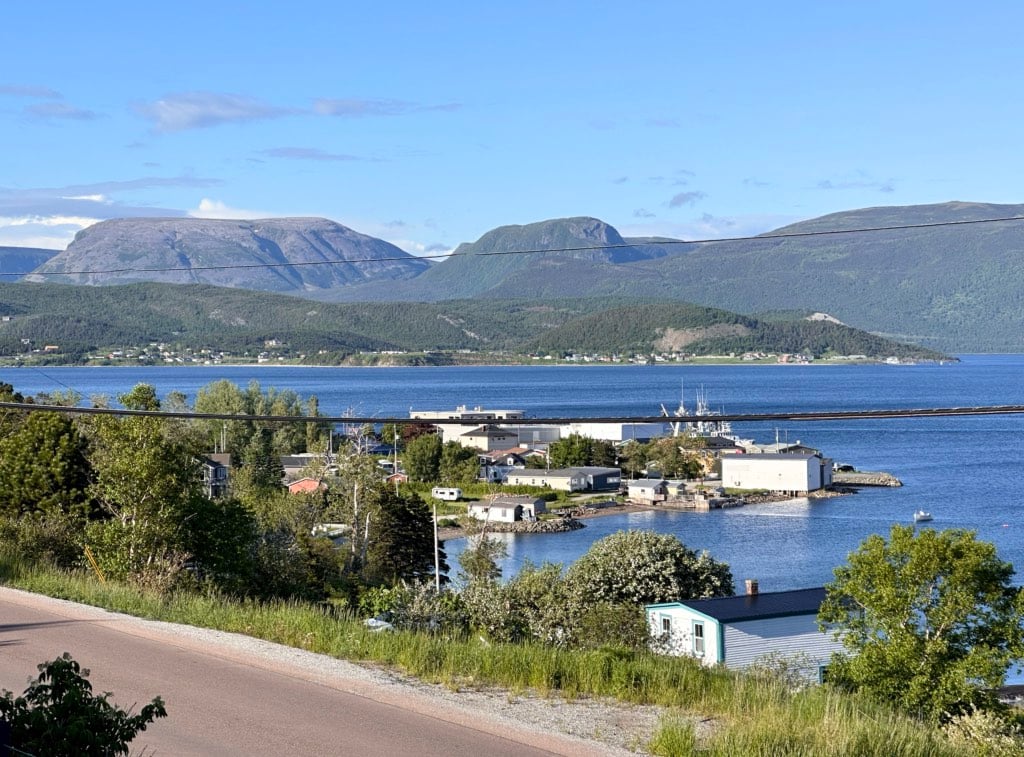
[26,217,431,292]
[0,246,59,279]
[323,202,1024,351]
[0,282,944,362]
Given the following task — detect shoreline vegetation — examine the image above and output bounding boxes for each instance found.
[0,354,951,369]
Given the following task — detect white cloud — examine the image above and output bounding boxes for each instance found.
[0,215,101,249]
[61,194,109,203]
[619,213,803,242]
[384,238,453,257]
[188,199,276,220]
[135,92,294,132]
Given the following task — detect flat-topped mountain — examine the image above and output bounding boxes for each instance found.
[14,201,1024,351]
[0,246,59,279]
[25,217,431,292]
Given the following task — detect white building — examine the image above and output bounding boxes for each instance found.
[467,495,547,523]
[646,585,844,681]
[409,406,525,445]
[719,453,832,494]
[562,421,667,443]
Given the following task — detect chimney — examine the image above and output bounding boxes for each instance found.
[745,579,759,596]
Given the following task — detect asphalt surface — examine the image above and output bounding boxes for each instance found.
[0,588,611,756]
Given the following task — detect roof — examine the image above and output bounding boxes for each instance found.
[568,466,621,475]
[508,468,579,479]
[652,587,827,622]
[720,452,820,461]
[460,425,518,438]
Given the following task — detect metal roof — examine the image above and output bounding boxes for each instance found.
[669,587,827,622]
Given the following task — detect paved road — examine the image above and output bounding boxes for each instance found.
[0,588,611,756]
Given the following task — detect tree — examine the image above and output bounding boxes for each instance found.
[403,433,441,482]
[458,534,507,584]
[0,653,167,756]
[362,488,447,586]
[818,525,1024,721]
[0,411,92,519]
[84,412,204,587]
[565,530,734,606]
[439,441,479,485]
[644,438,702,478]
[548,433,591,467]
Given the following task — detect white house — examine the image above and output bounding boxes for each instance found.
[646,585,844,681]
[505,468,586,491]
[467,495,547,523]
[719,453,833,494]
[627,478,667,504]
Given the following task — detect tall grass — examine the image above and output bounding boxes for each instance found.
[0,551,968,756]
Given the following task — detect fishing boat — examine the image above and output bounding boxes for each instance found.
[913,510,933,523]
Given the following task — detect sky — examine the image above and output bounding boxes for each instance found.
[2,1,1023,254]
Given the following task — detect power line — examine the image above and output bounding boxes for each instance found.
[3,400,1024,424]
[4,214,1023,278]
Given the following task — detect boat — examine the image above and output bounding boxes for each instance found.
[913,510,933,523]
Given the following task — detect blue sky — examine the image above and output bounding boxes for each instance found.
[2,1,1023,253]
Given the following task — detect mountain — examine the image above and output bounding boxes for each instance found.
[0,283,942,363]
[25,217,431,292]
[16,202,1024,351]
[0,246,59,279]
[315,217,688,301]
[319,202,1024,351]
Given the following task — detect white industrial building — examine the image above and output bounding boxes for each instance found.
[719,453,832,494]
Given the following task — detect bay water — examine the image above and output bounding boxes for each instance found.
[4,355,1024,592]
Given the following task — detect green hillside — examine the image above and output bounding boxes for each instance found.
[0,282,944,362]
[318,202,1024,352]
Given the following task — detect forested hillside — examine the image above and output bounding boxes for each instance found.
[0,283,944,362]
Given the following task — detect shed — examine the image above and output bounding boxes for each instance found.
[646,585,844,681]
[627,478,667,504]
[467,495,547,523]
[719,453,833,494]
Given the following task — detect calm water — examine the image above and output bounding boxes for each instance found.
[4,356,1024,591]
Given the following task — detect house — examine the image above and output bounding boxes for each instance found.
[198,453,231,498]
[504,467,622,492]
[627,478,667,504]
[287,477,326,495]
[477,447,529,482]
[571,466,622,492]
[719,453,833,495]
[458,425,520,452]
[505,468,585,491]
[467,495,547,523]
[646,583,844,681]
[281,453,323,479]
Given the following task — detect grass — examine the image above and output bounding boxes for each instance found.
[0,551,969,756]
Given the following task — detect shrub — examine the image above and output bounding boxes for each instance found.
[0,653,167,756]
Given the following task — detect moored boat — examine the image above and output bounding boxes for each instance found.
[913,510,933,523]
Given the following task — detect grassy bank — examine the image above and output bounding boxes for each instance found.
[0,553,963,756]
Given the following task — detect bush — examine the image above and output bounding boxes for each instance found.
[0,653,167,756]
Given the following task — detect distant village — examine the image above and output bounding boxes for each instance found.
[199,402,853,529]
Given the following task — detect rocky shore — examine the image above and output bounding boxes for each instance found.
[832,470,903,487]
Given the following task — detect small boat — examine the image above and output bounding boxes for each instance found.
[913,510,933,523]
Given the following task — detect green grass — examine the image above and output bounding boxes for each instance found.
[0,551,970,755]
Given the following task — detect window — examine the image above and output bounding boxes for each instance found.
[661,616,672,633]
[693,622,705,655]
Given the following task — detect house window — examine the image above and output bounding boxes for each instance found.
[693,621,705,655]
[661,616,672,633]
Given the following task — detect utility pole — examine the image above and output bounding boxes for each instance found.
[432,499,440,592]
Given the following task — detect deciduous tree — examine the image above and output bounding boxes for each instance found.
[819,525,1024,721]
